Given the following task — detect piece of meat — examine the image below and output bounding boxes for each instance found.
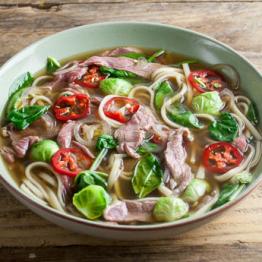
[0,146,15,163]
[164,130,192,195]
[233,135,247,153]
[54,62,87,83]
[12,136,40,158]
[72,140,95,159]
[83,56,162,79]
[103,201,128,222]
[103,199,156,223]
[101,47,143,57]
[57,121,76,148]
[60,175,74,205]
[114,106,157,158]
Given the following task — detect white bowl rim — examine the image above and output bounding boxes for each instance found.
[0,21,261,231]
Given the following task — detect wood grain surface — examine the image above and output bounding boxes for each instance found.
[0,0,261,261]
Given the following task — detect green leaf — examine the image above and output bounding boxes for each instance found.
[167,103,202,128]
[147,49,165,62]
[212,183,244,209]
[208,112,238,142]
[247,102,259,125]
[89,135,118,171]
[96,135,118,151]
[137,142,161,155]
[132,154,163,198]
[6,72,34,118]
[154,81,174,111]
[8,105,50,130]
[119,52,146,59]
[99,66,138,78]
[46,56,60,74]
[75,170,108,191]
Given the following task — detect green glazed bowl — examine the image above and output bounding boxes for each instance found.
[0,22,261,240]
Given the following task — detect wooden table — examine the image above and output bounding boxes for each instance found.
[0,0,262,261]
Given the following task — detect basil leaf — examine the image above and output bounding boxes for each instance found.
[137,142,161,155]
[132,153,163,198]
[119,52,146,59]
[247,102,259,125]
[8,105,50,130]
[46,56,60,74]
[209,112,238,142]
[212,183,244,209]
[154,81,174,111]
[100,66,138,78]
[167,103,202,128]
[147,49,165,62]
[6,72,34,118]
[96,135,118,151]
[75,170,108,191]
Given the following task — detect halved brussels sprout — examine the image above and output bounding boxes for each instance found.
[73,185,111,220]
[153,197,189,222]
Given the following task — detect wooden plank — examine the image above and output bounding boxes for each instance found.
[0,2,261,70]
[1,243,262,262]
[0,0,260,5]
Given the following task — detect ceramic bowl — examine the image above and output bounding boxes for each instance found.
[0,22,261,240]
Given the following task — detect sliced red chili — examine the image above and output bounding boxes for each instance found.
[53,94,90,121]
[203,142,243,174]
[51,148,92,177]
[103,97,140,123]
[74,65,107,88]
[188,69,226,93]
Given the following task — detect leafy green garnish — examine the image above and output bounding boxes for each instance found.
[100,66,138,78]
[6,72,34,118]
[132,153,163,198]
[154,81,174,111]
[90,135,118,171]
[209,112,238,142]
[137,142,160,155]
[46,56,60,74]
[247,102,259,125]
[167,103,202,128]
[119,52,146,59]
[8,105,50,130]
[75,170,108,191]
[96,135,118,151]
[212,183,245,209]
[147,49,165,62]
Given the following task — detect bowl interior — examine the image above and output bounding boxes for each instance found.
[0,22,261,229]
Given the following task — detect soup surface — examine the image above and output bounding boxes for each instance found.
[1,47,261,224]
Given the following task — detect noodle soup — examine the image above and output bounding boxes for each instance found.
[1,47,261,224]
